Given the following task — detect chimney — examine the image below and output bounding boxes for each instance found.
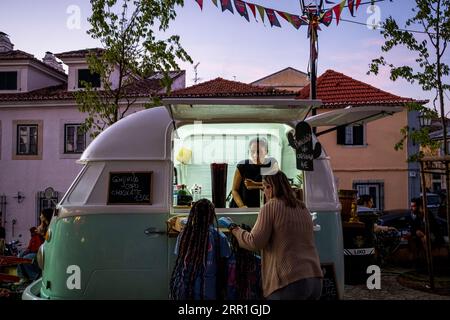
[43,51,64,72]
[0,32,14,53]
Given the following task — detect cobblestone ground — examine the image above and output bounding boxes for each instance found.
[344,267,450,300]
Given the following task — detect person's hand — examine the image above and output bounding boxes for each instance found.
[218,217,234,229]
[388,226,398,232]
[244,179,260,190]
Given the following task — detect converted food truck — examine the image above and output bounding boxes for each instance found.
[23,98,401,299]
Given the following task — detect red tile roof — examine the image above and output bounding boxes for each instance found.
[297,69,428,108]
[54,48,105,59]
[0,50,67,77]
[0,71,185,102]
[168,77,295,98]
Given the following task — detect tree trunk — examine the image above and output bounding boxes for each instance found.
[435,0,450,255]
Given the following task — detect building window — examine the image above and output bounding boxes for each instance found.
[77,69,101,88]
[0,71,17,90]
[431,173,442,193]
[12,120,43,160]
[353,181,384,211]
[36,187,59,226]
[337,125,364,146]
[64,124,86,153]
[17,124,38,155]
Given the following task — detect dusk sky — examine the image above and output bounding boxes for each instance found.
[1,0,449,112]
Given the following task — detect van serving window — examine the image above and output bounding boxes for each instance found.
[172,123,303,211]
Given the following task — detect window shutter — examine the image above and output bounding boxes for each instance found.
[337,126,346,145]
[353,125,364,145]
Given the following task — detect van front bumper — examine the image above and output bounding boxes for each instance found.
[22,278,46,300]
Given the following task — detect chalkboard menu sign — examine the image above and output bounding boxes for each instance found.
[320,263,339,300]
[107,171,152,205]
[289,121,314,171]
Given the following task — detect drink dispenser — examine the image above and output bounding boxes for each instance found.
[210,163,228,208]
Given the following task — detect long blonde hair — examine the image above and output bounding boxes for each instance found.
[263,171,305,209]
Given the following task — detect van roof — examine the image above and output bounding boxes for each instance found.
[79,107,173,162]
[78,100,321,162]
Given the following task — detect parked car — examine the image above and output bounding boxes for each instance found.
[378,208,448,243]
[421,192,441,216]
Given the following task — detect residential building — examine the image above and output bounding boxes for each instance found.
[251,67,309,92]
[0,33,185,242]
[166,73,424,212]
[296,69,427,211]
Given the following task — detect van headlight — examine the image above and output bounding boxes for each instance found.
[37,244,45,270]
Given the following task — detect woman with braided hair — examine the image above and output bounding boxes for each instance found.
[170,199,231,300]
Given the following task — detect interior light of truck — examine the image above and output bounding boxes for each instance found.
[45,229,51,242]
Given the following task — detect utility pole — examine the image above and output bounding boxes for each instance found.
[300,0,323,133]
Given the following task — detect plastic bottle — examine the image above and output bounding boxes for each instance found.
[173,185,178,206]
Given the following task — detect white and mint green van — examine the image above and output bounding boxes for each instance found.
[23,98,401,300]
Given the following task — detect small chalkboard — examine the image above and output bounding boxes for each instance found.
[295,121,314,171]
[320,263,339,300]
[107,171,152,205]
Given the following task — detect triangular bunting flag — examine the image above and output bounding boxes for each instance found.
[265,8,281,27]
[195,0,203,10]
[247,3,257,20]
[320,9,333,27]
[290,15,308,29]
[256,5,265,23]
[276,11,292,24]
[210,0,218,7]
[348,0,355,16]
[220,0,234,13]
[333,0,346,25]
[340,0,346,12]
[234,0,249,22]
[356,0,362,11]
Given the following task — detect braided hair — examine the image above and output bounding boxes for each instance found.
[169,199,221,300]
[229,224,262,300]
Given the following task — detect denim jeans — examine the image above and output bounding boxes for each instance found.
[17,252,40,281]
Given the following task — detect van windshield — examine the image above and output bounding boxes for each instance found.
[172,123,304,210]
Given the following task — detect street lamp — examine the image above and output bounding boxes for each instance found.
[418,111,432,128]
[418,108,436,290]
[299,0,323,15]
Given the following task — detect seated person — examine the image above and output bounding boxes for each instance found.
[357,194,399,265]
[20,227,43,257]
[231,137,278,208]
[409,197,445,259]
[357,194,396,232]
[17,208,53,282]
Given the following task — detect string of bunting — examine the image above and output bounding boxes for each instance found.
[193,0,363,29]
